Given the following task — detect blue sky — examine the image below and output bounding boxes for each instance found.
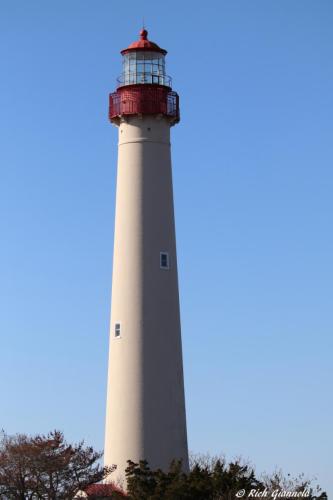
[1,0,332,495]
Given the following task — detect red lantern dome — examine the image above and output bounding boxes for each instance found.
[121,29,167,55]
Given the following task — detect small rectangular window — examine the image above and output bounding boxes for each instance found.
[160,252,170,269]
[115,323,121,338]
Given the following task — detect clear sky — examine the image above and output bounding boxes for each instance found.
[1,0,332,496]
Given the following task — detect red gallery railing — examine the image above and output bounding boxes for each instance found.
[109,85,180,124]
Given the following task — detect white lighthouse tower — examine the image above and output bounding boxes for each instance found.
[104,29,189,481]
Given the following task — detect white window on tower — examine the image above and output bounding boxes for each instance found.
[160,252,170,270]
[115,323,121,338]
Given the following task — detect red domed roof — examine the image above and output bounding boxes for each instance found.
[121,29,167,55]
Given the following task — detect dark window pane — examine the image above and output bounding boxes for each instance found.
[160,252,169,268]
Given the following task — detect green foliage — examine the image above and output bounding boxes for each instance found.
[125,456,263,500]
[124,455,327,500]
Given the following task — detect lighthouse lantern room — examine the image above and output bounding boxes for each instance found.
[109,29,179,125]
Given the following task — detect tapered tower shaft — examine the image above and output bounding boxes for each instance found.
[104,30,188,482]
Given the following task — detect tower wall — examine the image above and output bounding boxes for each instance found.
[104,115,188,482]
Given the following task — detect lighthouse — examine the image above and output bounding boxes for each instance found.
[104,29,189,481]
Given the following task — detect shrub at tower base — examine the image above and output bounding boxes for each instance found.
[0,430,117,499]
[124,459,327,500]
[0,431,327,499]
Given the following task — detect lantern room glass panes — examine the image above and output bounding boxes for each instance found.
[121,51,169,86]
